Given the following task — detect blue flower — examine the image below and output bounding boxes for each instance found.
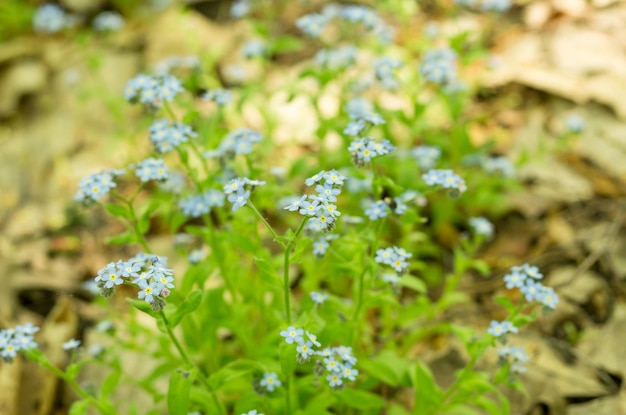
[313,238,330,257]
[62,339,81,350]
[520,264,543,280]
[224,177,247,195]
[365,200,389,220]
[227,189,250,211]
[33,4,69,34]
[422,169,467,193]
[230,0,251,18]
[148,120,197,153]
[218,128,263,156]
[75,169,125,203]
[315,46,359,69]
[382,272,401,285]
[372,56,403,88]
[565,115,585,133]
[323,170,346,186]
[482,156,516,177]
[419,48,458,85]
[93,11,124,32]
[241,411,262,415]
[375,246,411,273]
[134,158,169,182]
[341,365,359,381]
[299,197,322,216]
[124,74,184,107]
[345,97,373,119]
[305,170,326,186]
[202,88,232,106]
[481,0,512,12]
[243,39,267,59]
[296,341,316,362]
[296,13,329,38]
[469,217,494,238]
[280,327,304,344]
[487,320,518,337]
[503,268,526,289]
[412,145,441,170]
[537,286,559,310]
[306,331,322,347]
[348,137,395,166]
[260,372,281,392]
[343,120,366,136]
[188,249,206,264]
[138,280,161,303]
[310,291,328,306]
[327,373,343,388]
[179,190,225,218]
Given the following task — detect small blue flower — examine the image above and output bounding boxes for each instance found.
[62,339,81,350]
[138,280,161,303]
[93,11,124,32]
[422,169,467,193]
[296,13,329,38]
[305,170,326,186]
[296,341,316,361]
[310,291,328,305]
[419,48,458,85]
[482,156,516,177]
[230,0,251,18]
[503,268,526,289]
[312,238,330,257]
[188,249,206,264]
[242,39,267,59]
[280,327,304,344]
[365,200,389,220]
[134,158,169,182]
[343,120,366,136]
[324,357,341,373]
[148,119,197,153]
[241,411,262,415]
[74,169,125,203]
[315,46,359,69]
[218,128,263,156]
[299,197,322,216]
[306,331,322,347]
[520,280,543,302]
[341,365,359,381]
[345,97,373,119]
[487,320,518,337]
[327,373,343,388]
[481,0,512,12]
[382,272,401,285]
[537,286,559,310]
[227,189,250,211]
[259,372,281,392]
[565,115,585,133]
[202,88,232,106]
[124,73,184,107]
[412,145,442,170]
[33,4,69,34]
[469,217,494,238]
[179,190,225,218]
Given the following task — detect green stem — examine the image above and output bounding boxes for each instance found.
[109,190,151,253]
[283,217,308,325]
[247,200,282,244]
[159,311,224,414]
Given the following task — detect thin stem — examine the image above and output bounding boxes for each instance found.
[247,200,282,244]
[159,311,224,414]
[283,217,308,325]
[109,191,152,253]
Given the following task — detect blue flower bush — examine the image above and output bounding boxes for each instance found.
[11,1,563,414]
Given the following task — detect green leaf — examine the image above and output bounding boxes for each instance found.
[207,359,264,390]
[100,369,122,398]
[359,350,411,387]
[400,275,427,294]
[411,362,443,414]
[445,404,483,415]
[168,369,193,415]
[167,290,202,328]
[106,231,136,246]
[254,256,282,288]
[127,298,159,318]
[303,393,336,414]
[271,35,304,54]
[493,296,516,314]
[104,203,132,220]
[69,400,88,415]
[335,388,385,410]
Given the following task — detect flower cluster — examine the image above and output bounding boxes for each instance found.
[95,254,174,311]
[372,56,403,89]
[93,11,124,32]
[482,0,512,12]
[296,13,329,38]
[134,158,169,182]
[422,169,467,194]
[179,189,225,217]
[74,168,125,204]
[202,88,233,106]
[348,137,395,166]
[419,48,458,85]
[0,323,39,363]
[279,327,359,389]
[209,128,263,158]
[316,345,359,390]
[33,3,73,34]
[284,170,346,232]
[469,217,494,238]
[497,345,529,374]
[375,246,412,274]
[487,320,518,338]
[503,264,559,310]
[315,46,359,70]
[123,74,184,108]
[223,177,265,211]
[412,145,441,170]
[365,200,389,220]
[62,338,81,350]
[148,120,197,153]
